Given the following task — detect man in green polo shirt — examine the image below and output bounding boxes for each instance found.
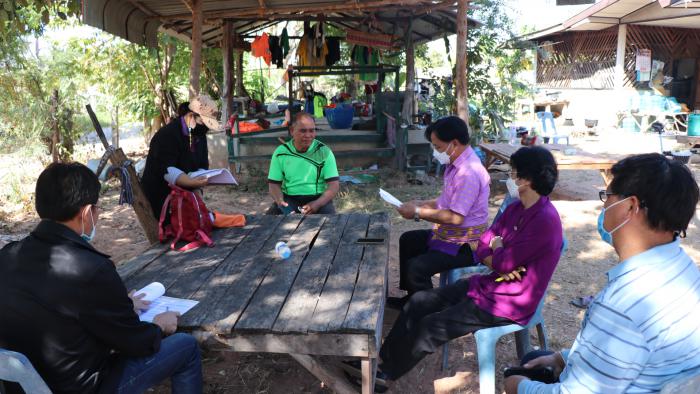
[268,112,340,215]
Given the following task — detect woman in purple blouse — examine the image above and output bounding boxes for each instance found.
[372,146,564,386]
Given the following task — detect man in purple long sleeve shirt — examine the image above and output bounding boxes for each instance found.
[371,147,563,387]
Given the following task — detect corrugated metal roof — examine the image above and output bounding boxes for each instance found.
[82,0,480,48]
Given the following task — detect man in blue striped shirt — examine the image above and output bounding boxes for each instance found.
[506,153,700,394]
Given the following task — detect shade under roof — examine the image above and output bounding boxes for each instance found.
[82,0,481,48]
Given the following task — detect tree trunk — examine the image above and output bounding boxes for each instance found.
[189,0,203,99]
[221,20,234,124]
[111,105,120,149]
[455,0,470,129]
[235,50,245,97]
[50,89,60,163]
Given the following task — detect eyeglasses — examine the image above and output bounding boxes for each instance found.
[598,190,616,203]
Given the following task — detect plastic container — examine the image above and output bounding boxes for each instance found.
[688,113,700,137]
[325,105,354,129]
[275,242,291,259]
[671,151,692,164]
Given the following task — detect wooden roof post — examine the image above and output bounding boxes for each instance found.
[614,24,628,91]
[222,19,234,122]
[402,17,415,125]
[189,0,203,99]
[456,0,470,129]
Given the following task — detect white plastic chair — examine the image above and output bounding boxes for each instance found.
[0,348,52,394]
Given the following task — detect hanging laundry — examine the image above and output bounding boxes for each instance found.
[251,33,272,66]
[280,27,290,58]
[269,36,284,69]
[313,22,325,58]
[297,23,328,67]
[325,37,340,66]
[352,45,379,83]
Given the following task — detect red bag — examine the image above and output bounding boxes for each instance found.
[159,185,214,251]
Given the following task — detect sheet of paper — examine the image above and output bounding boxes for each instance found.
[379,188,402,208]
[139,296,199,323]
[189,168,238,185]
[135,282,165,302]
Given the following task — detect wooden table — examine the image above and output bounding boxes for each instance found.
[118,213,390,394]
[479,143,618,185]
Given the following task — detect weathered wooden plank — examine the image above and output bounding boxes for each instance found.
[308,214,370,333]
[291,354,358,394]
[123,225,248,293]
[180,214,283,328]
[199,331,371,357]
[205,214,304,334]
[342,212,390,333]
[116,242,169,281]
[166,217,258,299]
[234,215,327,331]
[272,214,349,333]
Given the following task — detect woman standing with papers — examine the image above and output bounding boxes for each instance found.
[142,96,223,219]
[387,116,490,309]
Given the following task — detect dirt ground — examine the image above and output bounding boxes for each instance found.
[2,130,700,393]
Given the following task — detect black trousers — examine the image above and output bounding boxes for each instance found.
[399,229,475,294]
[379,279,512,380]
[266,194,336,215]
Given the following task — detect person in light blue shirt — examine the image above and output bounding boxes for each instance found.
[505,153,700,394]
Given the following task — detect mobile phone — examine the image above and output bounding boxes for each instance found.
[356,238,385,245]
[503,366,556,384]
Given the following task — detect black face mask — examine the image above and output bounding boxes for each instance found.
[191,123,209,136]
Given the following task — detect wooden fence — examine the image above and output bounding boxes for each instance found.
[536,25,700,90]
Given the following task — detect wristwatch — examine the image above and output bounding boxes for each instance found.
[414,207,421,222]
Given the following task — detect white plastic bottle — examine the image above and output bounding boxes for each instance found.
[275,242,291,259]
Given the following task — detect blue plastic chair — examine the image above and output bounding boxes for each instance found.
[536,111,569,145]
[0,348,52,394]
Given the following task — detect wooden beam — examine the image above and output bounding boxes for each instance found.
[85,105,160,245]
[222,20,234,123]
[153,0,437,21]
[189,0,203,99]
[290,354,358,394]
[402,18,415,124]
[455,0,469,126]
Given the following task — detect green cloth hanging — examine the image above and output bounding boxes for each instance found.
[281,28,290,58]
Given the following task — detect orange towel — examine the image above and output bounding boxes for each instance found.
[212,211,246,228]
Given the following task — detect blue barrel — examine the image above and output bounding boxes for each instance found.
[688,113,700,137]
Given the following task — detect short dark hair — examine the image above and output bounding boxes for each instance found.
[424,116,469,145]
[511,146,558,196]
[35,163,100,222]
[609,153,699,234]
[177,102,191,117]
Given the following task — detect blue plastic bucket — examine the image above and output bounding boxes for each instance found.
[325,105,354,129]
[688,113,700,137]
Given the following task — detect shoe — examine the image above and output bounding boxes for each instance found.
[341,360,390,393]
[385,295,409,310]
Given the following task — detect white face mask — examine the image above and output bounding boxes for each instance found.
[505,178,520,199]
[80,206,96,242]
[433,143,453,165]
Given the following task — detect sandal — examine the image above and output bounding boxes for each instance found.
[570,295,594,309]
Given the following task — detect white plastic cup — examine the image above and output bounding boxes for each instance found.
[275,242,291,259]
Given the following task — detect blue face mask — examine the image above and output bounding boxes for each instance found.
[80,206,96,243]
[597,197,632,245]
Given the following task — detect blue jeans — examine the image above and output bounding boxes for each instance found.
[116,333,203,394]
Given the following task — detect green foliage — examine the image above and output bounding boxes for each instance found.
[467,0,532,140]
